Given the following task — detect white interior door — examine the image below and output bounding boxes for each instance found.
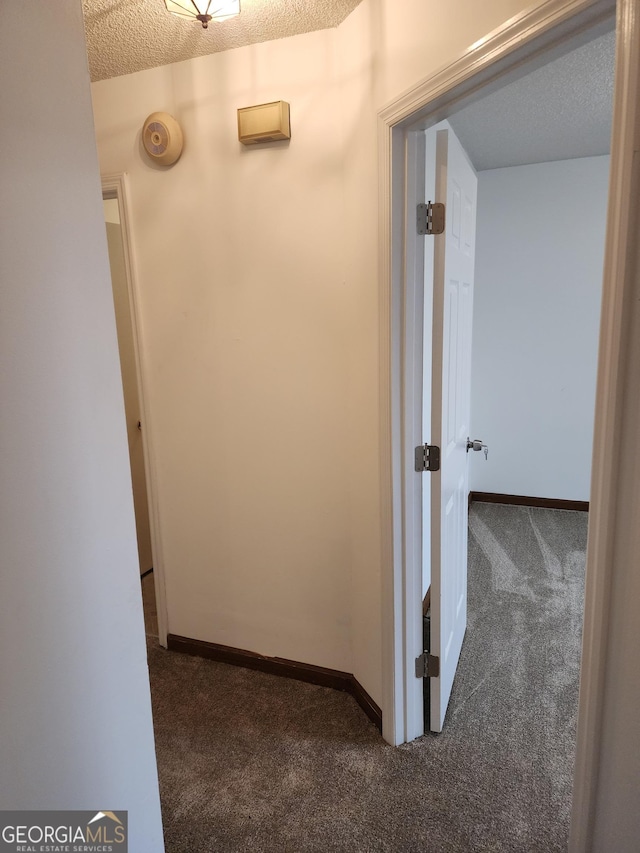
[104,197,154,576]
[429,123,478,732]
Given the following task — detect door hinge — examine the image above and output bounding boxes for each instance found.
[417,201,445,235]
[415,652,440,679]
[415,444,440,472]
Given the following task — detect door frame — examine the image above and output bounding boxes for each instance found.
[379,0,636,839]
[102,174,169,647]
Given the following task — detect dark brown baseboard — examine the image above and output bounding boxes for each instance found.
[348,676,383,731]
[167,634,382,733]
[469,491,589,512]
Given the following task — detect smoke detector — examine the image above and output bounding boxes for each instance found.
[142,112,184,166]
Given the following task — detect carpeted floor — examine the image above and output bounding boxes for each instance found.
[147,503,587,852]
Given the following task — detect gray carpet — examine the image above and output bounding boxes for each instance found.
[148,503,587,852]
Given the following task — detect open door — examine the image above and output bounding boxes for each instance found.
[103,194,154,577]
[428,123,478,732]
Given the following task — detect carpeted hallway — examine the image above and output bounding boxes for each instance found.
[147,503,587,852]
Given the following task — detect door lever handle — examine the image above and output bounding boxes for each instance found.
[466,438,488,460]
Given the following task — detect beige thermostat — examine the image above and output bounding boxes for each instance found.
[237,101,291,145]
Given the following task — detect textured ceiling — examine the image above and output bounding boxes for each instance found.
[84,3,614,169]
[448,30,615,171]
[82,0,363,81]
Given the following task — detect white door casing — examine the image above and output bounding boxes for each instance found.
[102,175,169,646]
[429,125,478,731]
[104,206,154,576]
[381,0,640,847]
[379,0,616,753]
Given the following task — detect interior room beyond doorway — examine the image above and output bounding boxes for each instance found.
[418,24,614,736]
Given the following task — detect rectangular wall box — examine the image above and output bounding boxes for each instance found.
[237,101,291,145]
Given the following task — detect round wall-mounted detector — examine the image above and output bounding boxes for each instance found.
[142,112,184,166]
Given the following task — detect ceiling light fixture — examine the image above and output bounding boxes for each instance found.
[164,0,240,29]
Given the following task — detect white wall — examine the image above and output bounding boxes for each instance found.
[92,31,354,673]
[90,0,566,705]
[0,3,164,848]
[470,156,609,501]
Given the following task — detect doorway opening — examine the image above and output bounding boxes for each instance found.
[381,2,618,749]
[419,28,613,734]
[102,177,168,645]
[381,0,640,840]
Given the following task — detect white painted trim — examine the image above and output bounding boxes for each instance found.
[102,174,169,648]
[570,0,640,848]
[379,0,614,130]
[379,0,617,749]
[379,119,404,745]
[382,0,640,842]
[402,130,427,742]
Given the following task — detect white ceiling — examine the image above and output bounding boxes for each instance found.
[82,0,364,82]
[448,30,615,171]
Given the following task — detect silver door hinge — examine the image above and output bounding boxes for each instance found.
[415,652,440,678]
[417,201,445,235]
[415,444,440,472]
